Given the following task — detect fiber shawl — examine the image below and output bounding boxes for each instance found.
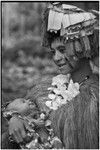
[26,74,99,149]
[25,76,53,114]
[50,74,99,149]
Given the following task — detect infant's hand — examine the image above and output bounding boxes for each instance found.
[9,116,33,144]
[6,98,35,115]
[9,116,27,143]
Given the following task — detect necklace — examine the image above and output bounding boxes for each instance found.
[46,74,90,110]
[45,74,79,110]
[79,75,89,85]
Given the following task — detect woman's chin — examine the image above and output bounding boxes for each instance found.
[57,65,72,75]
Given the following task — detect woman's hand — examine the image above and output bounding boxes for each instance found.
[9,116,32,144]
[6,98,35,115]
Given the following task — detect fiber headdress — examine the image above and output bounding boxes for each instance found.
[41,2,98,58]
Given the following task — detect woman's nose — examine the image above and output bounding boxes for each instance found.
[53,50,64,62]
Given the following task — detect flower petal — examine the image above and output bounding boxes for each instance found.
[45,101,52,107]
[53,88,61,94]
[45,120,52,127]
[74,82,80,90]
[48,94,56,99]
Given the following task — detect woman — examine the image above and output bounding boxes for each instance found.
[2,3,99,149]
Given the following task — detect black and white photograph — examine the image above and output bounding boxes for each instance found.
[1,1,99,149]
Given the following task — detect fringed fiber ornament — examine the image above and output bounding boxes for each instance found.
[80,30,91,58]
[65,41,75,56]
[74,40,82,53]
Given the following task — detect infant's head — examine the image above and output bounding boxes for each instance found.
[6,98,36,116]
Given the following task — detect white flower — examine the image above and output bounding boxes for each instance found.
[48,94,56,100]
[45,101,52,107]
[46,74,80,110]
[53,88,61,95]
[52,74,70,86]
[55,96,63,105]
[74,82,80,91]
[40,113,45,120]
[68,79,80,92]
[73,90,80,98]
[60,98,67,105]
[52,101,59,110]
[68,79,74,90]
[45,120,52,127]
[57,84,66,91]
[47,87,55,91]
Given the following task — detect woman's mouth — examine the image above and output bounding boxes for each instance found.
[57,62,66,67]
[57,60,74,75]
[58,64,72,74]
[58,61,73,70]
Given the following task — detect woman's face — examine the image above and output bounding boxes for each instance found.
[51,39,79,75]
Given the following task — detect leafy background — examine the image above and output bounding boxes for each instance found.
[1,2,99,133]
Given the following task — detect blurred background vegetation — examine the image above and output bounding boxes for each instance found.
[2,2,99,60]
[1,2,99,133]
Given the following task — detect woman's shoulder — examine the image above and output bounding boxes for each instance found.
[79,74,99,101]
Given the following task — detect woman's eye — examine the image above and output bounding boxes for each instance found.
[59,49,65,53]
[50,50,55,55]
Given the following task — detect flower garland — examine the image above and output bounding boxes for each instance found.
[46,74,80,110]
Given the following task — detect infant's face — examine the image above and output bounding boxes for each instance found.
[7,98,35,115]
